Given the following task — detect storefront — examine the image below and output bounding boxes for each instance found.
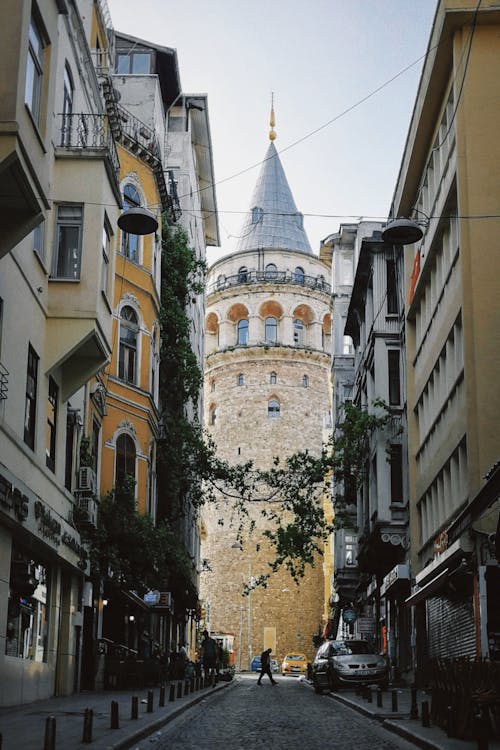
[0,462,87,706]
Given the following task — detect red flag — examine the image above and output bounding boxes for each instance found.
[409,248,421,304]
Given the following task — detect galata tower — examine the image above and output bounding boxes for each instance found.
[200,110,332,669]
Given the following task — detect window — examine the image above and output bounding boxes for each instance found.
[61,64,74,146]
[265,263,277,279]
[52,205,83,280]
[270,371,277,385]
[115,434,136,485]
[33,221,45,262]
[388,350,401,405]
[118,306,139,384]
[116,50,152,74]
[387,259,398,314]
[268,399,280,418]
[252,207,263,224]
[209,406,217,425]
[121,184,141,262]
[45,377,58,472]
[293,318,305,345]
[294,267,305,284]
[6,549,49,662]
[265,317,277,343]
[238,266,248,283]
[25,14,44,126]
[64,408,77,491]
[101,220,111,298]
[302,374,308,388]
[237,319,249,346]
[390,444,403,504]
[237,373,244,386]
[24,344,39,449]
[345,534,356,566]
[343,335,354,355]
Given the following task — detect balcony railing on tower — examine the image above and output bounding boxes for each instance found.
[207,270,331,295]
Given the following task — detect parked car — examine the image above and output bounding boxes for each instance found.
[281,652,309,676]
[312,639,389,693]
[250,655,261,672]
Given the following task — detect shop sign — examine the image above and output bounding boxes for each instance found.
[342,608,357,624]
[382,564,410,594]
[0,470,29,522]
[144,590,160,605]
[34,500,61,545]
[357,617,375,635]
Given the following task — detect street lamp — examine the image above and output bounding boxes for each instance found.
[381,217,424,245]
[117,206,158,235]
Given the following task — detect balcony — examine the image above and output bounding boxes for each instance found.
[56,113,120,183]
[207,270,331,296]
[0,362,8,400]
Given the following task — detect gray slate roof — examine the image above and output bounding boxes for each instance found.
[236,141,312,254]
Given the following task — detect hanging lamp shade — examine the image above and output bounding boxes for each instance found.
[117,207,158,235]
[381,218,423,245]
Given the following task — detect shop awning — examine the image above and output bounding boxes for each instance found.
[405,568,449,607]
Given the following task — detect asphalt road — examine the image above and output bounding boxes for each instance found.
[143,674,417,750]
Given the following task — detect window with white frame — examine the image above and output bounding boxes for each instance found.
[237,319,248,345]
[121,184,141,262]
[293,318,305,345]
[25,13,45,126]
[270,371,277,385]
[52,205,83,280]
[24,344,39,449]
[265,316,277,343]
[118,306,139,384]
[115,433,136,486]
[101,219,111,298]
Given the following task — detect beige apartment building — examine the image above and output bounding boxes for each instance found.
[389,0,500,677]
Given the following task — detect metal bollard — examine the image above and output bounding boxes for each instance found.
[474,708,489,750]
[190,677,195,693]
[131,695,138,720]
[110,700,119,729]
[391,689,398,712]
[82,708,93,743]
[169,683,176,702]
[147,690,154,713]
[410,686,419,719]
[446,705,455,737]
[421,700,430,728]
[44,716,56,750]
[159,684,165,707]
[377,688,383,708]
[367,686,373,704]
[177,681,183,699]
[184,679,189,696]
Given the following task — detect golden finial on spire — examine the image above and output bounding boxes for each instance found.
[269,92,277,141]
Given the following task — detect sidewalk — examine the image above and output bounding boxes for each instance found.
[0,678,233,750]
[326,684,500,750]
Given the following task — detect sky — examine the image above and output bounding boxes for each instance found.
[106,0,438,265]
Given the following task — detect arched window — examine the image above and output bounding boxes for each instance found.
[270,371,277,385]
[238,266,248,283]
[121,184,141,261]
[216,274,226,289]
[116,433,136,486]
[294,266,305,284]
[119,306,139,384]
[265,316,277,343]
[265,263,278,279]
[209,406,217,425]
[302,374,309,388]
[237,373,244,386]
[268,399,280,418]
[293,318,305,345]
[237,319,249,345]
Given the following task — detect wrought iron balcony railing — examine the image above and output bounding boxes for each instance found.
[117,106,162,164]
[57,113,120,176]
[208,270,331,295]
[0,362,8,400]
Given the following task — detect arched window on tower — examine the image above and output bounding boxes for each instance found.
[119,306,139,384]
[115,433,136,486]
[237,373,244,386]
[265,263,278,279]
[209,405,217,425]
[293,318,305,346]
[302,374,309,388]
[270,371,277,385]
[268,399,280,418]
[265,316,277,343]
[238,266,248,283]
[294,266,305,284]
[237,319,249,345]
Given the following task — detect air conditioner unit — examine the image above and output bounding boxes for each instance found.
[78,466,97,493]
[75,495,98,527]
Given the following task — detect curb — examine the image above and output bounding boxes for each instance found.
[382,719,446,750]
[109,680,233,750]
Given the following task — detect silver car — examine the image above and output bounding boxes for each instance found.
[312,639,389,693]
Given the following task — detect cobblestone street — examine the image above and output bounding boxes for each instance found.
[146,676,416,750]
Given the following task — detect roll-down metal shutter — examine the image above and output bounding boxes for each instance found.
[426,595,475,659]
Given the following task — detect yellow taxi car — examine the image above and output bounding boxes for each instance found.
[281,652,309,676]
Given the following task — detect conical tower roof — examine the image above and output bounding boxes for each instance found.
[236,140,312,254]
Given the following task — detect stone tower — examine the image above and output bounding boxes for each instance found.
[200,113,332,669]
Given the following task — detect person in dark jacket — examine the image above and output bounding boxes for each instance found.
[201,630,219,684]
[257,647,277,685]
